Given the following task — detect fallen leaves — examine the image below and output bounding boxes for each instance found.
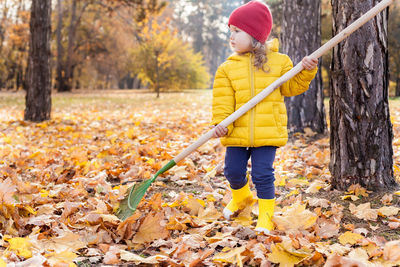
[273,202,318,231]
[132,212,169,244]
[268,237,322,267]
[1,91,400,266]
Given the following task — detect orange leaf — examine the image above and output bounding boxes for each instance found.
[132,212,169,244]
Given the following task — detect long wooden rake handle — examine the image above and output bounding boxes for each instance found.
[172,0,393,164]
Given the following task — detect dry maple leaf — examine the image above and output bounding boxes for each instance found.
[0,178,17,205]
[347,184,369,197]
[197,202,222,222]
[132,212,169,244]
[381,194,393,205]
[384,240,400,262]
[377,206,400,217]
[267,242,310,267]
[338,231,363,246]
[213,246,246,265]
[315,217,339,239]
[273,202,317,231]
[349,203,378,221]
[324,254,367,267]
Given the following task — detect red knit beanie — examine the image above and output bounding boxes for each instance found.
[228,1,273,43]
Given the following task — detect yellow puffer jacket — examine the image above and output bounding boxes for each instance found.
[212,38,317,147]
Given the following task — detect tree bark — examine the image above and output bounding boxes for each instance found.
[56,0,67,92]
[396,75,400,97]
[24,0,52,122]
[64,0,77,91]
[330,0,396,190]
[281,0,326,135]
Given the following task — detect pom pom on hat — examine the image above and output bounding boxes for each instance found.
[228,1,273,43]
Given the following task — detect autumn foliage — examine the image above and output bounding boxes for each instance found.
[132,19,210,93]
[0,91,400,266]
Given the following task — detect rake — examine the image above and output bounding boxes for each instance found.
[116,0,394,221]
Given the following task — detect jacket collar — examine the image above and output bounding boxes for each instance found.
[227,38,279,61]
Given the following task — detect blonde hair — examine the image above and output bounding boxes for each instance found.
[251,38,269,73]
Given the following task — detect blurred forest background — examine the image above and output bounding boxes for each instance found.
[0,0,399,96]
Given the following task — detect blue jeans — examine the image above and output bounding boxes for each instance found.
[224,146,277,199]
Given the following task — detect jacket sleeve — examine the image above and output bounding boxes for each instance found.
[212,65,235,135]
[279,55,318,97]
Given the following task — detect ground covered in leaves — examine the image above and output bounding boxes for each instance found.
[0,90,400,266]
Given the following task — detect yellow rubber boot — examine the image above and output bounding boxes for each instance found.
[255,198,275,234]
[223,180,254,220]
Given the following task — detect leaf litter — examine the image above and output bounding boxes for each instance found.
[0,90,400,266]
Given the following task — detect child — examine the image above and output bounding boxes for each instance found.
[212,0,318,234]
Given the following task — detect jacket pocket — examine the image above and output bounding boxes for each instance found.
[273,103,284,135]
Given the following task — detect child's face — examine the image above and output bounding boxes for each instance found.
[229,25,253,53]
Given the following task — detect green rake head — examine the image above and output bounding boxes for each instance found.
[116,160,176,221]
[116,179,154,221]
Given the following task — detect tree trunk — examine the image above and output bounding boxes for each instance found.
[24,0,52,122]
[330,0,396,190]
[396,75,400,97]
[155,50,160,98]
[65,0,77,91]
[56,0,67,92]
[57,0,77,92]
[281,0,326,135]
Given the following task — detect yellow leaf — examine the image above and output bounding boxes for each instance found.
[378,206,400,217]
[6,237,32,258]
[41,232,87,253]
[234,203,254,227]
[120,250,168,264]
[273,202,317,231]
[126,128,136,139]
[305,180,326,194]
[40,189,49,198]
[287,189,299,197]
[97,150,109,159]
[36,122,48,128]
[23,205,37,215]
[267,243,305,267]
[338,231,363,245]
[213,246,246,264]
[28,151,42,159]
[341,195,359,201]
[186,197,205,216]
[394,191,400,196]
[46,251,78,267]
[274,173,286,187]
[206,195,216,202]
[287,179,309,187]
[2,136,12,144]
[0,258,6,267]
[394,165,400,173]
[197,202,222,223]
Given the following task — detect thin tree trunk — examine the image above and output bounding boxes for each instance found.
[282,0,326,135]
[330,0,396,190]
[155,50,160,98]
[396,75,400,97]
[24,0,52,122]
[56,0,66,92]
[57,0,77,92]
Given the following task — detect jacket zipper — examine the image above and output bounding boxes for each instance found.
[249,54,255,147]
